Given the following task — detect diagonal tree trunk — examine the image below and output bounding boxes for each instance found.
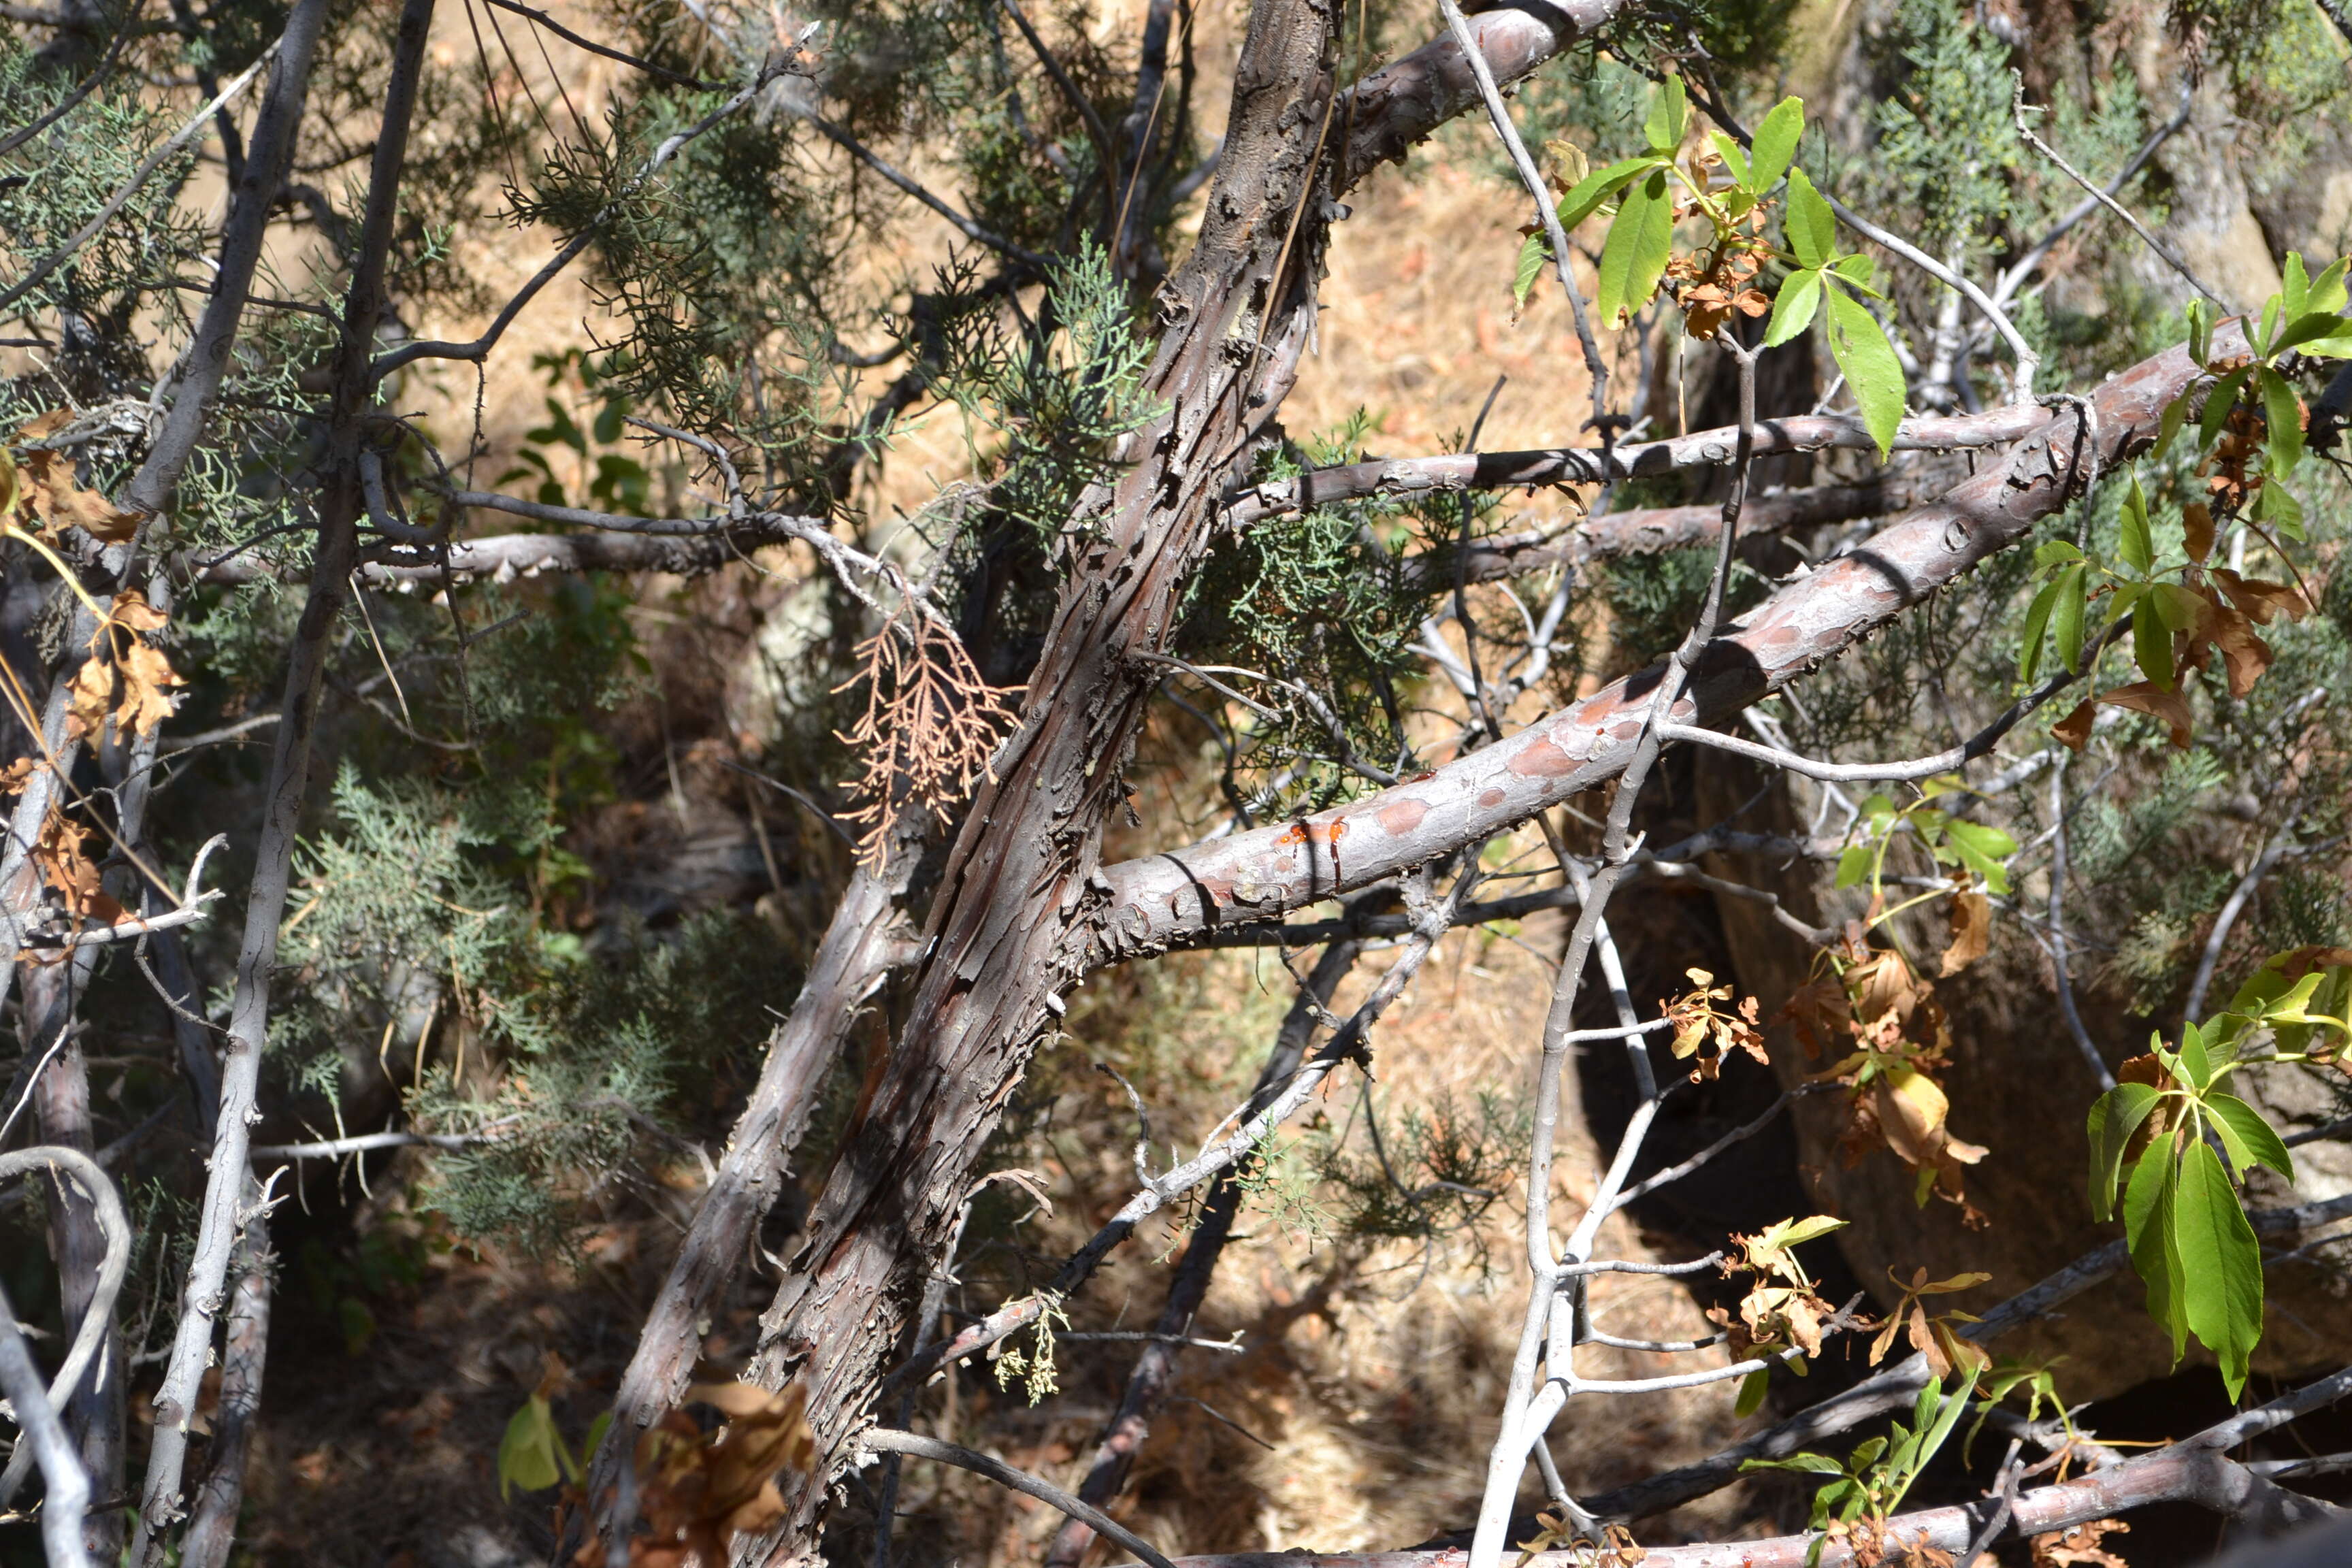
[677,5,1635,1560]
[731,0,1351,1547]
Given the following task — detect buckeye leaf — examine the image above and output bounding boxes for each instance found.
[2118,472,2153,574]
[2134,599,2174,690]
[1748,97,1806,193]
[1765,267,1824,347]
[2174,1139,2264,1399]
[2123,1135,2188,1361]
[2284,252,2310,318]
[2052,564,2087,674]
[1645,74,1689,153]
[497,1394,568,1499]
[1596,167,1676,325]
[2087,1081,2161,1222]
[1940,818,2016,896]
[2019,575,2061,684]
[2206,1093,2296,1183]
[1513,230,1549,311]
[2199,366,2250,453]
[2258,365,2304,476]
[1784,167,1836,270]
[2310,255,2350,317]
[1556,154,1662,232]
[1825,285,1906,459]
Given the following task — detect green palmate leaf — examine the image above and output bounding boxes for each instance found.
[2018,576,2061,684]
[2293,330,2352,359]
[2270,310,2351,358]
[2206,1094,2296,1183]
[497,1393,572,1499]
[2255,476,2304,539]
[1555,154,1662,231]
[2123,1134,2188,1360]
[1596,167,1676,325]
[2284,252,2310,319]
[2309,255,2350,316]
[2118,473,2153,574]
[2087,1082,2161,1222]
[1941,818,2016,895]
[1735,1367,1771,1416]
[1764,267,1823,346]
[1513,230,1548,310]
[2175,1139,2264,1399]
[1747,97,1806,194]
[2258,365,2304,476]
[1710,130,1750,187]
[2200,366,2251,453]
[2155,391,2193,461]
[2052,563,2087,674]
[2178,1019,2212,1089]
[1784,168,1837,270]
[1644,75,1689,153]
[1825,286,1905,458]
[1829,250,1881,297]
[2134,600,2174,689]
[1835,840,1872,889]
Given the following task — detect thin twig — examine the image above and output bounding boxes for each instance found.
[860,1429,1177,1568]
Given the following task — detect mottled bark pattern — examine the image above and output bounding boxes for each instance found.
[738,0,1347,1548]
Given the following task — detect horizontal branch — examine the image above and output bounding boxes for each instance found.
[1222,410,2042,532]
[1400,483,1893,594]
[1574,1188,2352,1523]
[860,1429,1176,1568]
[1109,1431,2340,1568]
[1089,329,2231,964]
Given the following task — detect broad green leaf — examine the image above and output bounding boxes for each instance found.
[2155,391,2192,461]
[1764,267,1823,346]
[1835,840,1872,889]
[2174,1139,2264,1399]
[498,1394,569,1499]
[1554,154,1663,232]
[1595,168,1676,325]
[2284,252,2310,319]
[2199,367,2251,453]
[2153,582,2206,632]
[1741,1452,1846,1475]
[2052,564,2087,674]
[2134,600,2174,690]
[2293,329,2352,360]
[2259,365,2304,475]
[1829,250,1881,296]
[2255,476,2305,540]
[2018,576,2061,683]
[1512,229,1549,310]
[2034,540,2085,568]
[2123,1135,2187,1360]
[2087,1082,2161,1222]
[1784,168,1837,270]
[2270,310,2351,357]
[1735,1367,1771,1416]
[1825,286,1906,459]
[2257,295,2281,360]
[2187,298,2212,366]
[1709,131,1750,188]
[1887,1369,1980,1513]
[1645,76,1689,152]
[1941,818,2016,896]
[2310,256,2350,316]
[2178,1019,2212,1089]
[1769,1213,1850,1248]
[1748,97,1806,194]
[2118,472,2153,574]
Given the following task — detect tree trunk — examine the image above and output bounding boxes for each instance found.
[734,0,1348,1550]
